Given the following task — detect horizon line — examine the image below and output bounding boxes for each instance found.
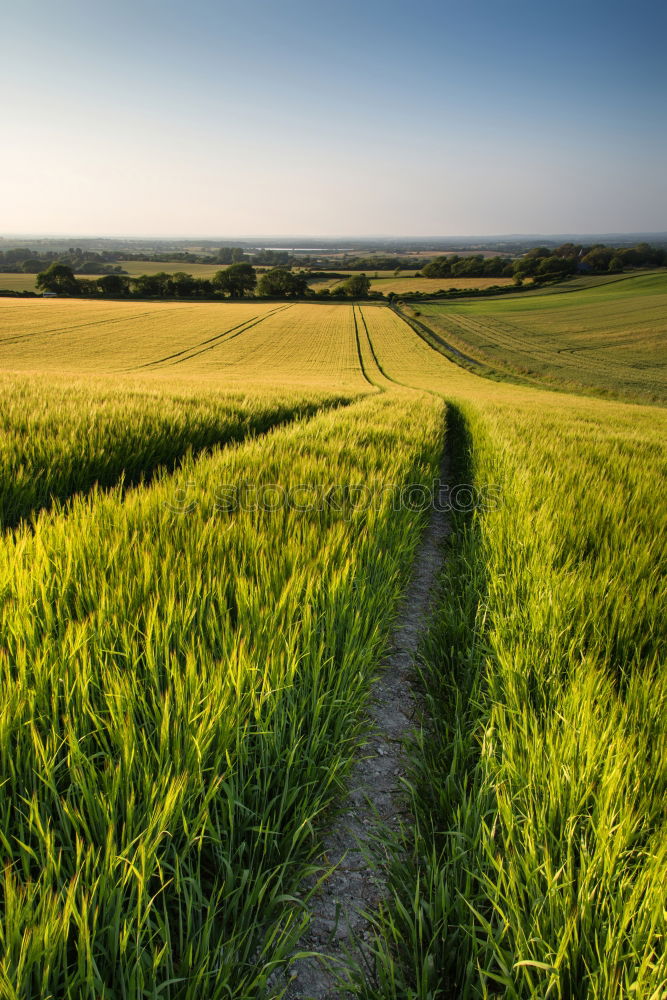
[2,230,667,243]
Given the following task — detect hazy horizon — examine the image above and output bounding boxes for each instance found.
[3,0,666,238]
[3,230,667,243]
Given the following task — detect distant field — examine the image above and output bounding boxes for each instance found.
[413,270,667,403]
[116,259,223,278]
[369,275,514,294]
[316,269,421,279]
[307,274,514,294]
[0,273,45,292]
[305,270,413,292]
[307,276,343,291]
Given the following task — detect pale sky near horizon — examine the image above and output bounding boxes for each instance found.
[2,0,666,238]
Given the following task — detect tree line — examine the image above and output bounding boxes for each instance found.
[35,263,373,300]
[0,246,290,276]
[0,247,125,276]
[422,242,667,283]
[24,242,666,302]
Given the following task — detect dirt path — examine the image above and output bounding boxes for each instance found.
[279,444,450,999]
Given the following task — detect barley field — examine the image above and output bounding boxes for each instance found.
[0,374,345,528]
[351,302,667,999]
[0,291,664,998]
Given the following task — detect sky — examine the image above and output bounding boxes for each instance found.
[1,0,666,238]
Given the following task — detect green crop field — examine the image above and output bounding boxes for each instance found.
[0,289,664,998]
[0,273,48,292]
[414,270,667,403]
[116,259,224,279]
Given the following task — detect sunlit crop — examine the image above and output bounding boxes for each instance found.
[0,291,664,998]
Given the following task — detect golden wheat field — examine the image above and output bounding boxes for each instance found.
[0,298,369,390]
[368,275,515,294]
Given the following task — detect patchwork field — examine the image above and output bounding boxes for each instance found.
[0,292,664,998]
[1,267,514,297]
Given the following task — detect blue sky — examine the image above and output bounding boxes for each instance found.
[2,0,666,236]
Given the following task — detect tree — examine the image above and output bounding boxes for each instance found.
[342,273,370,298]
[554,242,582,258]
[422,256,453,278]
[131,272,171,297]
[169,272,199,298]
[253,250,290,267]
[581,246,613,272]
[97,274,130,296]
[22,258,46,273]
[525,246,553,260]
[77,278,99,297]
[452,255,485,277]
[213,263,257,297]
[36,263,78,295]
[257,268,307,298]
[535,256,576,279]
[513,258,537,280]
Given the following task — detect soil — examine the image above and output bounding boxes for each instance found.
[278,452,450,999]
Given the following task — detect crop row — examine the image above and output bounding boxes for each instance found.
[0,300,372,392]
[0,390,443,997]
[0,373,348,528]
[355,311,667,998]
[417,272,667,404]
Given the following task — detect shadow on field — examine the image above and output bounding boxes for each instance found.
[2,399,347,532]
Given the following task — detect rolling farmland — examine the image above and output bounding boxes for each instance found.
[0,291,665,998]
[353,302,667,999]
[0,268,515,296]
[415,270,667,403]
